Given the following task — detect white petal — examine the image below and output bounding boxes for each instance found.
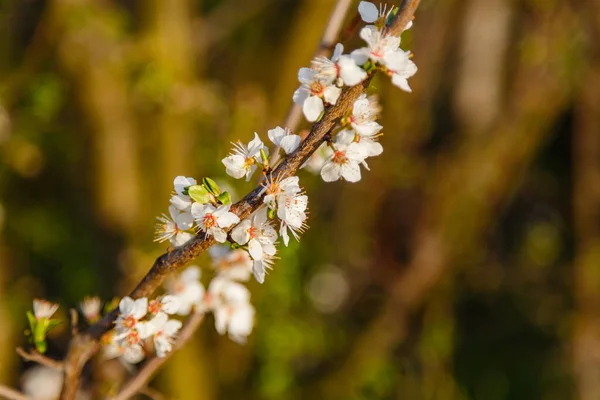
[173,176,196,195]
[119,297,134,315]
[303,96,324,122]
[164,319,183,336]
[323,86,341,105]
[248,239,264,261]
[211,228,227,243]
[174,210,194,230]
[351,49,370,66]
[217,211,240,228]
[253,260,265,284]
[161,295,180,314]
[321,161,342,182]
[293,87,309,106]
[222,155,247,179]
[247,133,264,157]
[132,298,148,319]
[171,232,194,248]
[231,219,251,245]
[298,67,317,83]
[332,43,344,62]
[338,56,367,86]
[391,74,412,92]
[122,345,145,364]
[353,121,382,137]
[279,135,301,154]
[279,224,290,247]
[358,1,379,23]
[267,126,286,146]
[336,129,355,145]
[341,162,362,182]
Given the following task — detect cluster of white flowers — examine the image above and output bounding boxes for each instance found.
[102,1,416,355]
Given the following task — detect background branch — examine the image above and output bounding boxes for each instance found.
[0,384,29,400]
[16,347,63,370]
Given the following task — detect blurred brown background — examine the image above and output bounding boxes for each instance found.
[0,0,599,399]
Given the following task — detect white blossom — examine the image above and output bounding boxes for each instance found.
[320,142,368,183]
[293,68,341,122]
[358,1,413,31]
[231,208,278,262]
[312,43,367,87]
[165,266,205,316]
[348,94,382,136]
[207,277,255,344]
[191,203,240,243]
[79,296,101,323]
[252,253,277,284]
[268,126,301,155]
[277,194,308,246]
[114,297,148,337]
[145,312,182,357]
[386,49,418,92]
[155,205,195,248]
[222,133,266,181]
[337,129,383,163]
[148,295,180,316]
[21,366,63,400]
[209,245,253,282]
[303,142,334,174]
[351,27,401,68]
[33,299,59,320]
[170,176,196,211]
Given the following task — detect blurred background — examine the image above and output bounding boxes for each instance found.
[0,0,598,399]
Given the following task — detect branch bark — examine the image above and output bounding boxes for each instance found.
[0,384,29,400]
[60,2,422,398]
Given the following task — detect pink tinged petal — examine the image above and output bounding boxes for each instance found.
[231,220,251,245]
[253,260,266,284]
[338,57,367,86]
[303,96,324,122]
[211,228,227,243]
[341,162,362,182]
[321,161,342,182]
[279,135,301,154]
[358,1,379,23]
[323,86,341,105]
[248,239,264,261]
[267,126,286,146]
[391,74,412,92]
[222,155,247,179]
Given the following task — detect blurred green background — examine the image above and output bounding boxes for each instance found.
[1,0,599,399]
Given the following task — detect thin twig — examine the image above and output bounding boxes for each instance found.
[70,308,79,336]
[139,387,167,400]
[16,347,64,370]
[60,2,422,398]
[0,384,29,400]
[110,313,205,400]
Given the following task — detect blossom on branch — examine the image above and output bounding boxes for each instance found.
[222,133,267,181]
[165,266,206,316]
[191,203,240,243]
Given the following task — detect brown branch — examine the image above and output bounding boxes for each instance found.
[110,313,205,400]
[60,2,422,398]
[0,384,29,400]
[16,347,64,371]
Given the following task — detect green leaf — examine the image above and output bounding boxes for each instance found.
[26,311,37,333]
[188,185,213,204]
[33,319,48,353]
[46,319,62,332]
[217,191,231,205]
[202,177,221,196]
[260,148,269,164]
[268,207,277,219]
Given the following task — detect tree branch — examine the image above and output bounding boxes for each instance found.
[110,313,205,400]
[16,347,64,371]
[60,2,423,398]
[0,384,29,400]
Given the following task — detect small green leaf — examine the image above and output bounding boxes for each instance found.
[46,319,61,332]
[26,311,36,333]
[260,148,269,165]
[188,185,213,204]
[267,208,276,219]
[33,320,47,353]
[35,339,47,354]
[202,177,221,196]
[217,191,231,205]
[231,242,241,249]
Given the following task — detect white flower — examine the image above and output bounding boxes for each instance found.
[148,295,180,316]
[263,175,301,211]
[191,203,240,243]
[115,297,148,336]
[207,277,255,344]
[165,266,205,316]
[268,126,301,155]
[222,133,266,181]
[320,142,368,183]
[349,94,382,136]
[293,68,341,122]
[170,176,196,211]
[231,208,277,262]
[104,334,145,364]
[358,1,413,31]
[80,296,101,323]
[385,49,418,92]
[155,205,195,248]
[277,194,308,246]
[337,129,383,162]
[312,43,367,87]
[33,299,59,320]
[252,253,277,284]
[303,142,334,174]
[21,366,63,400]
[209,246,253,282]
[145,312,182,357]
[351,27,401,67]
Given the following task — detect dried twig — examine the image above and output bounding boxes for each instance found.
[60,2,422,398]
[16,347,64,371]
[0,384,29,400]
[69,309,79,336]
[110,313,205,400]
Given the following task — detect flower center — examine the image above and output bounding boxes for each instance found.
[333,150,348,164]
[123,315,137,329]
[248,226,258,239]
[266,182,281,195]
[148,299,161,314]
[203,214,217,229]
[126,330,140,345]
[310,81,325,96]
